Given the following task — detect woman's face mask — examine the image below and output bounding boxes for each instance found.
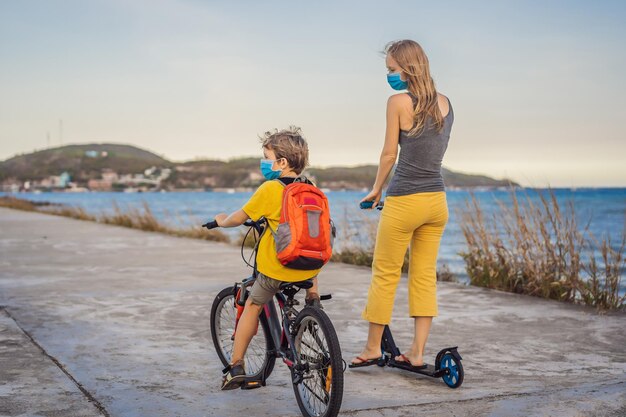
[260,158,282,180]
[387,72,408,90]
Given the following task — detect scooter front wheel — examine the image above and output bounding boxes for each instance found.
[441,353,463,389]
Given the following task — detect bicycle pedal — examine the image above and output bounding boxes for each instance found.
[241,380,263,390]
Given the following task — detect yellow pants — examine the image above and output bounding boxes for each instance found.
[362,192,448,324]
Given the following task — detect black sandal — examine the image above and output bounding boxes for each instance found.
[393,354,427,370]
[348,356,382,368]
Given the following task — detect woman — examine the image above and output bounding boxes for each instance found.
[352,39,453,368]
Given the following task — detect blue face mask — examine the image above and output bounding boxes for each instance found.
[260,158,282,180]
[387,73,408,90]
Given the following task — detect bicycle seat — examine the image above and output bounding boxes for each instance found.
[279,279,314,291]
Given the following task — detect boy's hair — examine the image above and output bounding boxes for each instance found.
[260,126,309,175]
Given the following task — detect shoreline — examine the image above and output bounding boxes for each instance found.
[3,186,626,195]
[1,194,624,312]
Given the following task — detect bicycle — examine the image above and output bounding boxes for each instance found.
[205,217,344,417]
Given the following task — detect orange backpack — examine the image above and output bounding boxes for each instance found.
[271,177,335,270]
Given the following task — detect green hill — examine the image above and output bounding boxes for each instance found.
[0,143,518,189]
[0,144,171,182]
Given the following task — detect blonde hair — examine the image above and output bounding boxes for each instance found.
[260,126,309,174]
[385,39,443,135]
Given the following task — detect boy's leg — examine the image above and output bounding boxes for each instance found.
[305,276,319,298]
[222,274,279,390]
[222,296,261,390]
[230,274,280,365]
[230,297,263,365]
[305,276,322,307]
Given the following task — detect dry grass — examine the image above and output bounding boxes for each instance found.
[0,196,53,211]
[235,227,261,248]
[580,234,626,310]
[49,206,97,221]
[0,196,229,243]
[459,188,625,311]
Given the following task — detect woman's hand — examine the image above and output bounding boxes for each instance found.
[360,189,382,209]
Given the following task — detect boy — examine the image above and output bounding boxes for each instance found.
[214,126,322,390]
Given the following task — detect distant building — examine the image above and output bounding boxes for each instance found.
[248,171,263,182]
[88,179,113,191]
[85,150,108,158]
[59,172,71,188]
[203,177,217,187]
[160,168,171,179]
[101,169,118,182]
[66,183,89,192]
[0,180,20,193]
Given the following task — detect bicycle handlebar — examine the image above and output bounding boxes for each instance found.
[360,200,385,210]
[202,220,219,229]
[202,218,266,231]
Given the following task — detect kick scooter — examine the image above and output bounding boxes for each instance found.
[376,326,463,388]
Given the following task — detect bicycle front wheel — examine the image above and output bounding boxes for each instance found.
[292,307,344,417]
[210,286,275,379]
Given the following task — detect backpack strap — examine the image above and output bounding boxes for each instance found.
[274,176,314,186]
[294,175,314,185]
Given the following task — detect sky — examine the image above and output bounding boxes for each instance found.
[1,0,625,187]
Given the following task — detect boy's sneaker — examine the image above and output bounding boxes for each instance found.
[305,294,323,309]
[221,360,246,390]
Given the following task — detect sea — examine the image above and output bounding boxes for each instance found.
[2,188,625,283]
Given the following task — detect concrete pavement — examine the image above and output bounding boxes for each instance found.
[0,207,624,417]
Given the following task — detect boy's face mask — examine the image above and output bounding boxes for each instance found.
[260,158,282,180]
[387,72,408,90]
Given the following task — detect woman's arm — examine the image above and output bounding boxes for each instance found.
[215,209,249,227]
[361,95,402,206]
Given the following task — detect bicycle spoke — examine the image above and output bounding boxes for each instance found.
[294,314,337,416]
[302,381,326,410]
[214,294,269,377]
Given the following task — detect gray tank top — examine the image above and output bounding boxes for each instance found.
[386,94,454,196]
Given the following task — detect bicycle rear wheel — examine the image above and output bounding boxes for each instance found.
[210,286,275,379]
[291,307,344,417]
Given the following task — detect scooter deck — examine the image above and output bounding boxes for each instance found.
[387,361,443,377]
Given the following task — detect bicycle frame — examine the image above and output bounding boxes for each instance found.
[238,282,310,389]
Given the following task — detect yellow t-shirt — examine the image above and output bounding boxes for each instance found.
[242,179,321,282]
